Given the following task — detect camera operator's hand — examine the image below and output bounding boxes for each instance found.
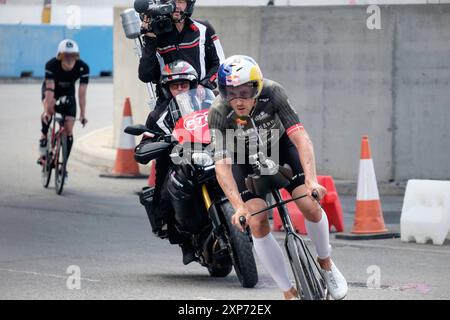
[141,14,156,38]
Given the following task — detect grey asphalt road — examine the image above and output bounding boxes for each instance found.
[0,82,449,300]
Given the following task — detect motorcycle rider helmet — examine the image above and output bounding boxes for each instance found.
[160,60,199,99]
[56,39,80,60]
[218,55,264,102]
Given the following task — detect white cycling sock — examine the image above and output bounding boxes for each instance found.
[305,210,332,260]
[252,233,292,292]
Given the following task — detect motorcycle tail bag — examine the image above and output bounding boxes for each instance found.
[139,186,154,206]
[139,186,165,236]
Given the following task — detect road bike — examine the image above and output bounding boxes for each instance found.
[239,152,330,300]
[40,112,68,195]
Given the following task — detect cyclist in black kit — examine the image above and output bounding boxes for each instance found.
[208,55,348,300]
[39,39,89,176]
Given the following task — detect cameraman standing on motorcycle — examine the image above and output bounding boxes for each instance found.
[208,55,348,300]
[135,0,224,265]
[137,0,224,113]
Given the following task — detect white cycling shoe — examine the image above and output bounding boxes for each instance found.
[321,262,348,300]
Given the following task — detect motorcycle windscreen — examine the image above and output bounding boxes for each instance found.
[170,88,215,145]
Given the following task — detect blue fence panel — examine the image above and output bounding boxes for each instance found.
[65,26,113,77]
[0,25,65,77]
[0,24,113,78]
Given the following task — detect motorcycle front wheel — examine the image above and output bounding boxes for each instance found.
[220,201,258,288]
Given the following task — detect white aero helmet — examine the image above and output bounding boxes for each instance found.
[56,39,80,60]
[218,55,264,102]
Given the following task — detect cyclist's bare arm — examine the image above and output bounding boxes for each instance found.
[288,128,326,198]
[215,158,244,209]
[215,158,250,231]
[78,83,88,125]
[43,80,56,113]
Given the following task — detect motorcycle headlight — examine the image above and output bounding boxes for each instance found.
[192,152,214,167]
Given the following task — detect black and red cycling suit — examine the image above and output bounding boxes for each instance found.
[207,79,306,202]
[41,57,90,119]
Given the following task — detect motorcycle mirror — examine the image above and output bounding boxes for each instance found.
[124,124,150,136]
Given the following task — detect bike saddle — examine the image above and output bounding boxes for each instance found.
[245,165,293,197]
[55,116,65,125]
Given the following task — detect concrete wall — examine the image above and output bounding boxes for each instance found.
[4,1,450,25]
[113,5,450,182]
[5,0,450,6]
[393,5,450,180]
[257,6,396,181]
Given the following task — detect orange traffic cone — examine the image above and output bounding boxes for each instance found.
[336,135,399,240]
[100,98,145,179]
[352,135,387,233]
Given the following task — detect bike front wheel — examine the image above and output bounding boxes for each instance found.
[41,135,52,188]
[286,233,327,300]
[54,134,67,195]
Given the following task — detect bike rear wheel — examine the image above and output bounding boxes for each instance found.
[286,233,327,300]
[54,134,68,195]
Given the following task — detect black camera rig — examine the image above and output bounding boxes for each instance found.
[134,0,176,35]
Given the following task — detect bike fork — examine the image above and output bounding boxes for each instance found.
[273,190,327,300]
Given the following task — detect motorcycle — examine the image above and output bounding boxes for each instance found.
[125,88,258,288]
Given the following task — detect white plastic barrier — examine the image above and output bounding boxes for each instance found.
[400,180,450,245]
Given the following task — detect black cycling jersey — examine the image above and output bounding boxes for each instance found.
[42,58,90,99]
[207,79,303,160]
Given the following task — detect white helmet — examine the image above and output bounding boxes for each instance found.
[56,39,79,59]
[218,55,264,101]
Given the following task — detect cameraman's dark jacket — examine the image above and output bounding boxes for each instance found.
[138,18,224,91]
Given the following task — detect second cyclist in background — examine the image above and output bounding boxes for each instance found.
[39,39,89,180]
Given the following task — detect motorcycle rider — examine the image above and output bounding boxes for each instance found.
[208,55,348,300]
[139,60,203,265]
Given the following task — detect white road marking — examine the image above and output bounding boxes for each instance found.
[0,267,101,282]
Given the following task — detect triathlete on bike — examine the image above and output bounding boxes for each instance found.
[38,39,89,177]
[207,55,348,300]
